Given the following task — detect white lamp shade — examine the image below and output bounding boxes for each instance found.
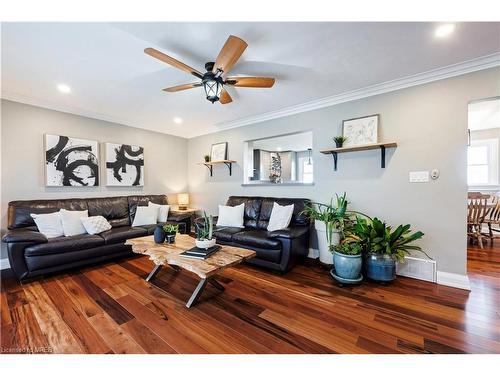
[177,193,189,207]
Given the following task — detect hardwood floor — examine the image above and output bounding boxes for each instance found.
[1,242,499,354]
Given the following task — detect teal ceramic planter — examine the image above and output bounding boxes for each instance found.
[333,251,362,280]
[365,254,396,282]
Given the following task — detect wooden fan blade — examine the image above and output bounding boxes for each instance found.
[225,77,275,88]
[213,35,248,74]
[219,89,233,104]
[163,82,202,92]
[144,48,203,79]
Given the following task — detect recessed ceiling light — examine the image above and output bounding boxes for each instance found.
[435,23,456,38]
[173,117,183,124]
[57,84,71,93]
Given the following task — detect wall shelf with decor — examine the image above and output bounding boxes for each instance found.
[320,142,397,171]
[199,160,236,176]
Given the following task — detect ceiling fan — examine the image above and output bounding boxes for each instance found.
[144,35,275,104]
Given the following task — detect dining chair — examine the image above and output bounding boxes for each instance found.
[467,194,491,249]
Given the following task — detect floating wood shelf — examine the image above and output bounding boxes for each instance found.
[320,142,397,171]
[198,160,236,176]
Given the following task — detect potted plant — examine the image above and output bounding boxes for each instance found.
[204,155,210,163]
[302,193,356,265]
[194,212,217,249]
[350,217,429,282]
[333,135,348,148]
[331,239,363,284]
[162,224,179,244]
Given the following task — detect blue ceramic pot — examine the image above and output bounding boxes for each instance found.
[365,254,396,282]
[333,251,362,280]
[153,225,166,244]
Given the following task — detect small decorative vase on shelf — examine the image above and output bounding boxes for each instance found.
[204,155,210,163]
[153,225,166,244]
[334,140,343,148]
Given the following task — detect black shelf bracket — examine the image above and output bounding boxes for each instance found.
[204,164,213,177]
[380,145,386,168]
[329,151,338,171]
[203,162,233,177]
[223,162,233,176]
[328,146,388,171]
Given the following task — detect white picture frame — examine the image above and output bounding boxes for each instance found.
[210,142,228,162]
[342,114,379,146]
[44,134,99,187]
[105,142,144,186]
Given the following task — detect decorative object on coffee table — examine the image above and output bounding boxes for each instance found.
[177,193,190,210]
[210,142,228,162]
[163,224,179,244]
[126,235,255,308]
[342,114,379,146]
[195,212,217,248]
[333,135,348,148]
[153,225,166,244]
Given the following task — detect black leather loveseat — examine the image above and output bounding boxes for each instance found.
[198,196,311,273]
[2,194,191,282]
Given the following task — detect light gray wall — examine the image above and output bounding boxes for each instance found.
[187,67,500,276]
[1,99,188,259]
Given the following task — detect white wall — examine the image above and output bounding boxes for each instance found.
[1,99,188,259]
[187,67,500,276]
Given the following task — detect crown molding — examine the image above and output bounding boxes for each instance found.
[204,52,500,137]
[2,53,499,139]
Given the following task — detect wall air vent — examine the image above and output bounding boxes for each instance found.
[396,256,437,283]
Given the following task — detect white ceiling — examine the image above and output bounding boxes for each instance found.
[2,22,500,138]
[469,97,500,131]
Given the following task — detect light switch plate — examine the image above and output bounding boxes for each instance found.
[409,171,430,183]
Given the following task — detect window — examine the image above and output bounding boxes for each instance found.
[467,138,499,186]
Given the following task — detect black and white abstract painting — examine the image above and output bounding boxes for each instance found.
[45,134,99,186]
[105,143,144,186]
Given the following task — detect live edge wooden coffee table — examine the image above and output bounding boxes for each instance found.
[126,235,255,308]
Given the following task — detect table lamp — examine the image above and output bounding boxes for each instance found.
[177,193,189,210]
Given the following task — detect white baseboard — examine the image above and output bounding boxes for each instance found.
[0,258,11,270]
[436,271,471,290]
[307,248,319,259]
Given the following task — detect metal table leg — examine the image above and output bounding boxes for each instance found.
[186,278,208,308]
[145,264,163,282]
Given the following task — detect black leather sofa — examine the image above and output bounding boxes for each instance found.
[197,196,311,273]
[2,194,191,282]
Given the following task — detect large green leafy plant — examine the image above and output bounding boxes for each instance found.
[301,193,360,250]
[345,217,429,262]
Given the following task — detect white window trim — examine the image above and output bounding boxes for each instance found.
[467,138,499,187]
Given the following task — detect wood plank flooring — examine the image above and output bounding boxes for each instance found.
[1,242,499,354]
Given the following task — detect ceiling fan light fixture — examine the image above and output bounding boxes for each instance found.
[202,74,223,103]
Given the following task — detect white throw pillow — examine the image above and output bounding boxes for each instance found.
[217,203,245,228]
[132,206,158,227]
[60,209,88,236]
[267,202,294,232]
[148,202,170,222]
[80,216,112,235]
[30,212,64,238]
